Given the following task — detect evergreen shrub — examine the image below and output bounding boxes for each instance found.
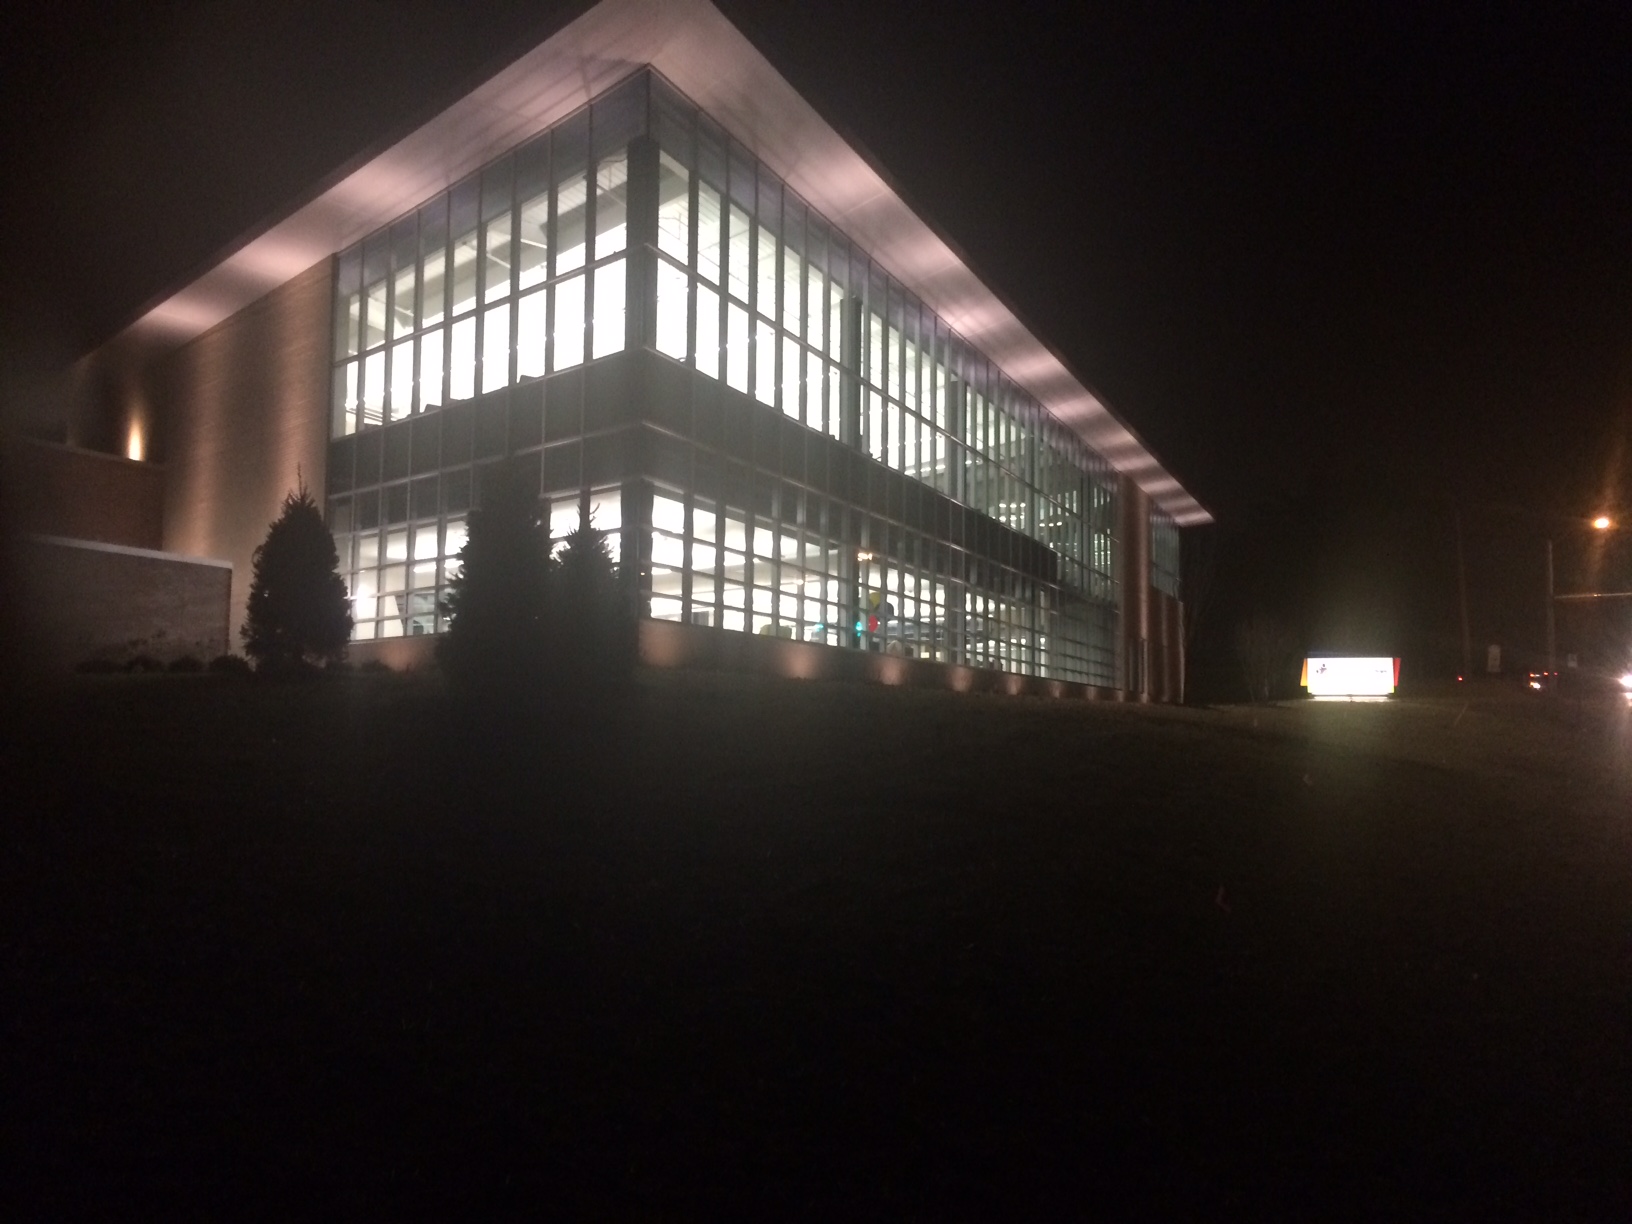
[242,482,353,674]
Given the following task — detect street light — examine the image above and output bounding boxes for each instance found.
[1547,515,1619,688]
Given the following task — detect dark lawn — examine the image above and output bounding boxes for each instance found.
[5,672,1631,1218]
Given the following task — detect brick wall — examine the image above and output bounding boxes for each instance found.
[13,535,231,667]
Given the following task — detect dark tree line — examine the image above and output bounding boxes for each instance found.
[241,474,632,694]
[437,472,634,698]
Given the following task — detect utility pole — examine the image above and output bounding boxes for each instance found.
[1453,506,1471,677]
[1546,538,1556,688]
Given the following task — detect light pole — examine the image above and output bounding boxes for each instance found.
[1546,537,1556,685]
[1547,515,1615,691]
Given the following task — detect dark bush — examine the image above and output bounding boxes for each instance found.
[207,654,253,676]
[74,658,121,675]
[124,655,163,673]
[167,655,204,673]
[359,658,392,674]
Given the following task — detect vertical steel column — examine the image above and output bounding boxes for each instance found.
[624,135,660,356]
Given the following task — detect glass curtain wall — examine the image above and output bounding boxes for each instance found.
[324,70,1128,684]
[639,72,1119,684]
[326,77,643,640]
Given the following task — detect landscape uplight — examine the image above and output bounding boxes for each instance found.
[1592,515,1613,531]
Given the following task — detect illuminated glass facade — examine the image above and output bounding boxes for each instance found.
[325,71,1132,685]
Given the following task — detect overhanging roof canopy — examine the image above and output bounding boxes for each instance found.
[111,0,1210,525]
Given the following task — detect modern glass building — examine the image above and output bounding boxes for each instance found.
[62,0,1208,699]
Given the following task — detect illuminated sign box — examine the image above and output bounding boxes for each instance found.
[1302,656,1399,697]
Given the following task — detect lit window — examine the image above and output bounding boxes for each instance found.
[594,151,628,259]
[449,316,476,400]
[756,228,776,320]
[556,173,587,274]
[651,533,684,567]
[657,152,689,262]
[697,183,722,285]
[420,250,446,328]
[781,247,802,335]
[341,291,361,357]
[336,361,359,435]
[419,331,444,411]
[365,280,387,349]
[554,274,585,370]
[780,335,801,420]
[652,494,685,533]
[450,233,478,316]
[481,302,510,393]
[483,214,512,304]
[391,265,415,340]
[517,193,548,290]
[516,290,546,379]
[655,261,689,360]
[362,351,385,427]
[753,318,776,406]
[696,284,720,379]
[727,205,751,302]
[587,488,622,563]
[805,268,824,349]
[388,340,414,422]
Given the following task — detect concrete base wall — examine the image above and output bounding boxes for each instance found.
[640,619,1122,699]
[349,618,1125,701]
[13,535,232,667]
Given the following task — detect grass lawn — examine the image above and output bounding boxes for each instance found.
[6,671,1631,1217]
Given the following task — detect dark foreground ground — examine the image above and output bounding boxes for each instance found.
[5,670,1631,1218]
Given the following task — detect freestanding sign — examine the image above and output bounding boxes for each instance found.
[1301,656,1400,697]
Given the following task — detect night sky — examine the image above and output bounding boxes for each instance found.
[5,0,1630,696]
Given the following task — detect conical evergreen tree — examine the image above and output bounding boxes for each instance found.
[437,471,551,694]
[241,483,353,672]
[547,513,635,689]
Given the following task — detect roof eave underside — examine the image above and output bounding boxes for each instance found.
[112,0,1210,526]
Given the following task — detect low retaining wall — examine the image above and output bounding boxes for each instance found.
[350,618,1123,702]
[639,618,1121,699]
[13,534,232,667]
